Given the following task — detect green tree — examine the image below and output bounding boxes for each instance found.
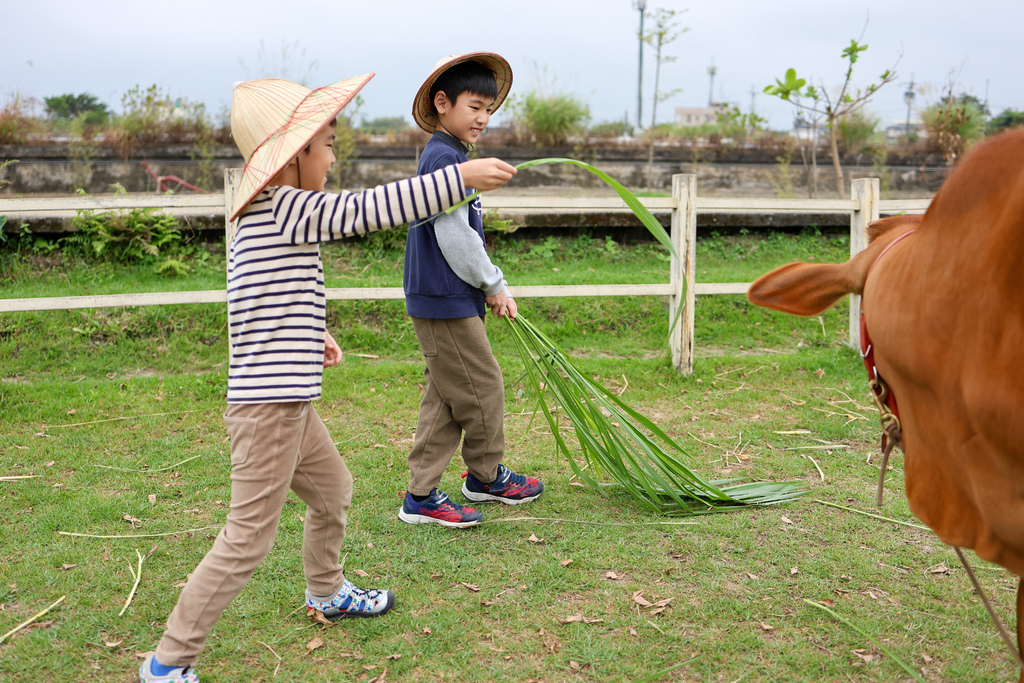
[360,116,409,135]
[765,38,897,199]
[642,7,688,130]
[44,93,109,121]
[641,7,688,187]
[987,108,1024,134]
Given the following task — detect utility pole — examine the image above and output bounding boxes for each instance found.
[707,59,717,107]
[904,74,916,134]
[635,0,647,129]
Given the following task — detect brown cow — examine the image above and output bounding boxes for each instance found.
[747,128,1024,678]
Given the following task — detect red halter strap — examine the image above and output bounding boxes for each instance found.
[860,229,916,455]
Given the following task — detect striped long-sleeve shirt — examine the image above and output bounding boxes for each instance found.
[227,165,466,403]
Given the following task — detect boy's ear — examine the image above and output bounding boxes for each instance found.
[433,90,449,114]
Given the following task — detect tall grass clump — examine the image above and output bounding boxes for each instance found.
[509,91,590,147]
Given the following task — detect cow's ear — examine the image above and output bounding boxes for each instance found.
[747,262,854,316]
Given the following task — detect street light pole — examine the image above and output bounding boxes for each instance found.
[636,0,646,130]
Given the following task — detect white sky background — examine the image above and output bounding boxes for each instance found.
[4,0,1020,133]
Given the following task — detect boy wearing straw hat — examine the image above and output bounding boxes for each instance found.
[399,53,544,529]
[139,75,517,683]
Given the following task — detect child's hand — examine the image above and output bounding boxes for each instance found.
[323,331,342,368]
[485,289,517,319]
[458,158,517,192]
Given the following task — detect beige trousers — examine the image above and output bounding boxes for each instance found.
[407,316,505,495]
[156,401,351,666]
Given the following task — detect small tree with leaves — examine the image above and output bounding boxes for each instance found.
[642,6,689,187]
[765,38,897,199]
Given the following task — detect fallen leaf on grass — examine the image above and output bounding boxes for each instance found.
[790,567,799,575]
[559,614,603,624]
[60,564,77,571]
[631,591,653,608]
[568,481,584,487]
[629,627,638,636]
[927,564,951,575]
[603,571,623,580]
[67,409,77,415]
[851,648,878,663]
[308,610,335,627]
[560,559,573,567]
[569,660,581,670]
[759,622,774,631]
[422,627,432,635]
[385,654,401,660]
[781,515,794,524]
[148,495,156,505]
[104,639,123,648]
[14,446,28,451]
[123,515,141,526]
[351,569,369,578]
[306,637,325,653]
[746,572,759,581]
[527,533,544,544]
[461,582,480,592]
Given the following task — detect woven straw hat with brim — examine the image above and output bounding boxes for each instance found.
[411,52,512,134]
[230,74,373,222]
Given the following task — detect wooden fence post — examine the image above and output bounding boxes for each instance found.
[849,177,879,349]
[670,173,697,374]
[224,168,241,255]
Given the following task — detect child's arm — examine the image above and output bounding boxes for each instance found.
[273,159,515,244]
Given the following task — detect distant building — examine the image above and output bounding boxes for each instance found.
[675,104,728,127]
[884,121,927,143]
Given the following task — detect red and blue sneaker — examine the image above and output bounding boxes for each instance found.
[462,464,544,505]
[399,488,483,528]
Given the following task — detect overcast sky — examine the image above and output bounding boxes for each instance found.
[5,0,1020,134]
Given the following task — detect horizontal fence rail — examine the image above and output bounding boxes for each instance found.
[0,172,933,373]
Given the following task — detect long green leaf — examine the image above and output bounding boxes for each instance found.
[506,314,806,515]
[447,157,677,260]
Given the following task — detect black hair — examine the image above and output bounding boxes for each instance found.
[302,118,338,154]
[430,60,498,111]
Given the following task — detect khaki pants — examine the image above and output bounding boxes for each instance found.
[156,401,351,666]
[407,316,505,495]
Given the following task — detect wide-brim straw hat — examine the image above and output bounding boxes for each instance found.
[230,74,373,221]
[411,53,512,133]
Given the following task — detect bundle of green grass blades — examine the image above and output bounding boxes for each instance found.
[474,158,806,515]
[506,314,806,515]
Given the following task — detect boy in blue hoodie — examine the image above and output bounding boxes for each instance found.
[400,53,544,528]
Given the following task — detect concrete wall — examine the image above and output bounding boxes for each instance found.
[0,143,949,196]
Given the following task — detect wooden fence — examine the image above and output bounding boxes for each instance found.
[0,172,932,373]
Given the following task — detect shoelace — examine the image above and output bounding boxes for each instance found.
[496,465,527,487]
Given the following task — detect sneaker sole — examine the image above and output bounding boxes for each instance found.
[398,508,482,528]
[312,591,396,620]
[461,484,543,505]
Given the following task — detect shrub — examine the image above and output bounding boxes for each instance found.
[0,92,38,145]
[108,84,217,160]
[588,120,635,139]
[835,109,883,156]
[508,92,590,147]
[66,187,200,275]
[922,94,985,165]
[986,108,1024,135]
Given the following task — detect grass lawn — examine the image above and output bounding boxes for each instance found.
[0,229,1018,682]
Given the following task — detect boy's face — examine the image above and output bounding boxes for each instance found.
[296,122,336,192]
[434,91,495,145]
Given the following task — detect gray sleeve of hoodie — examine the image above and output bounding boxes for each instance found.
[434,204,507,296]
